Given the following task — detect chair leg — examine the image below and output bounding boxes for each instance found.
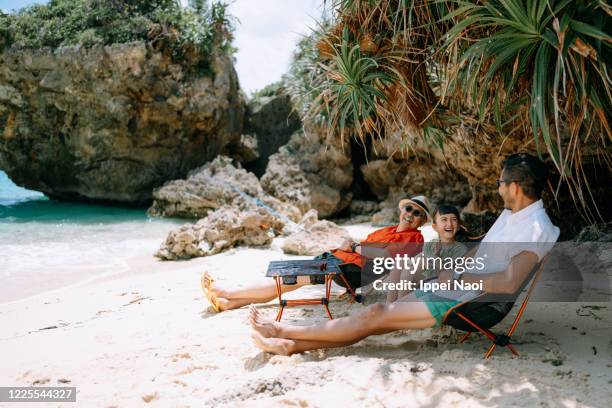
[324,304,333,320]
[324,275,333,320]
[337,273,358,302]
[459,332,471,343]
[506,343,519,356]
[487,258,544,358]
[484,343,497,359]
[455,312,521,358]
[483,335,521,358]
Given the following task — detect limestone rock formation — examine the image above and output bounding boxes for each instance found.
[242,85,301,176]
[360,158,471,206]
[350,200,379,216]
[368,189,405,226]
[0,43,245,204]
[355,125,525,232]
[373,124,612,237]
[345,199,379,223]
[148,155,301,222]
[281,209,351,255]
[261,122,353,218]
[222,134,259,164]
[573,222,612,242]
[155,205,284,260]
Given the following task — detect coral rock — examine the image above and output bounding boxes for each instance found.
[148,155,301,222]
[281,210,351,256]
[0,43,244,204]
[156,205,283,260]
[261,122,353,218]
[242,85,301,175]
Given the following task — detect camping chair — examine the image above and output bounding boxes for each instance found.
[442,255,548,358]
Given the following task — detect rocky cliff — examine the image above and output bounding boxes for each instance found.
[0,42,245,204]
[373,122,612,237]
[260,121,354,218]
[240,85,301,176]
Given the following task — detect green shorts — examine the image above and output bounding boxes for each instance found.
[415,290,460,327]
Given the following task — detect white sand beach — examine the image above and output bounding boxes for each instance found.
[1,224,610,407]
[1,0,611,406]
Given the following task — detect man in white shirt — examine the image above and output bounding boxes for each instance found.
[440,153,560,295]
[250,153,560,355]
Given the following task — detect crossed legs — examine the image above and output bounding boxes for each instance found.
[250,292,436,355]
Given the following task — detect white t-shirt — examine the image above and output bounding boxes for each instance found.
[473,199,560,274]
[430,200,560,301]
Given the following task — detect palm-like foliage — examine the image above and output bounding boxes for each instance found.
[313,0,446,145]
[317,29,394,141]
[442,0,611,220]
[306,0,611,221]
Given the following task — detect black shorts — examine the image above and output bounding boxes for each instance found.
[310,253,382,292]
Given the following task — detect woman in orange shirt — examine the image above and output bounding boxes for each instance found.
[201,196,431,312]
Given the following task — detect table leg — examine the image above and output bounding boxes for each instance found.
[324,275,333,320]
[274,276,284,322]
[276,306,285,322]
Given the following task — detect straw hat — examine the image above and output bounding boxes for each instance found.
[398,195,432,222]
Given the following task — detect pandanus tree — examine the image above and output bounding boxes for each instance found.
[309,0,611,222]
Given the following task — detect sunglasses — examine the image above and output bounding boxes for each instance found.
[496,179,517,187]
[402,205,423,217]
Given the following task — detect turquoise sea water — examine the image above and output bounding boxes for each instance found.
[0,171,183,303]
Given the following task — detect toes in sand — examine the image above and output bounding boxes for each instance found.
[249,306,279,338]
[251,332,292,356]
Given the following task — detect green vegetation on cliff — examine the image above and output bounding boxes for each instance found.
[0,0,235,57]
[284,28,328,123]
[300,0,611,222]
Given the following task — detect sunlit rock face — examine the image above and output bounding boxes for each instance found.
[0,42,245,204]
[281,209,351,256]
[261,121,354,219]
[148,155,301,221]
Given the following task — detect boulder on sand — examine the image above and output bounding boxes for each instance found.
[155,205,284,260]
[148,155,301,221]
[281,209,351,256]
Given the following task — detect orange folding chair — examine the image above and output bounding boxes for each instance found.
[442,256,548,358]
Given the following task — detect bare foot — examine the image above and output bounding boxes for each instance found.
[215,297,231,311]
[251,332,294,356]
[249,306,281,338]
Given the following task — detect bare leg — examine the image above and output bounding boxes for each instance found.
[250,293,435,346]
[212,275,311,301]
[385,267,403,303]
[204,274,312,311]
[216,297,265,311]
[251,332,356,356]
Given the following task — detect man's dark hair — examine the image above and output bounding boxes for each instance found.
[502,153,548,199]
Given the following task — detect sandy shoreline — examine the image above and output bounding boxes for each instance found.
[1,225,611,407]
